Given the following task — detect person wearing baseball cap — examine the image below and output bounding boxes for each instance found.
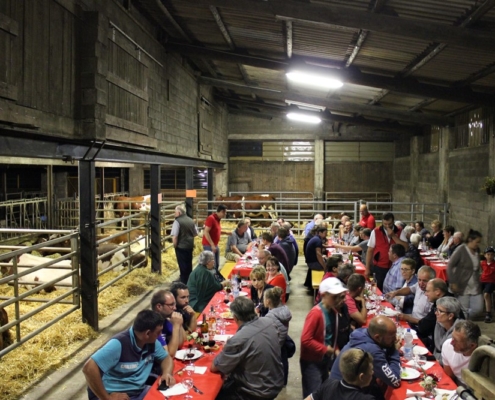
[300,277,348,397]
[481,246,495,323]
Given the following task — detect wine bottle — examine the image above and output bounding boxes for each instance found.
[200,314,208,342]
[208,306,217,341]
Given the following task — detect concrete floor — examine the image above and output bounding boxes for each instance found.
[20,257,495,400]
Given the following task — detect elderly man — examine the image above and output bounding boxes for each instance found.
[441,320,481,385]
[171,204,198,283]
[305,213,324,236]
[405,232,423,272]
[225,221,252,262]
[331,316,401,399]
[83,310,175,400]
[300,277,348,397]
[448,231,464,256]
[382,245,407,294]
[202,204,227,271]
[341,220,354,245]
[169,282,197,333]
[359,204,376,229]
[366,212,408,291]
[151,290,184,358]
[211,296,283,400]
[244,217,257,240]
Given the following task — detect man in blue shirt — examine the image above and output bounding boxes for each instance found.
[382,244,406,294]
[83,309,175,400]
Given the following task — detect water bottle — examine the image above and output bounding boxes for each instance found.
[422,238,426,250]
[232,276,240,298]
[403,328,414,361]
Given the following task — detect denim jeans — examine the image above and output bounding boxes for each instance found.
[203,244,220,271]
[300,356,333,398]
[88,385,151,400]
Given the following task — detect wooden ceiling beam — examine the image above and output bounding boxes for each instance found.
[190,0,495,51]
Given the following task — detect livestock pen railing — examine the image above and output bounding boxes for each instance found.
[0,198,48,239]
[197,197,449,237]
[0,229,79,359]
[96,212,149,293]
[160,201,184,251]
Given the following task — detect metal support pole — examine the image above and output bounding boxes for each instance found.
[207,168,214,216]
[79,160,99,330]
[150,164,162,273]
[185,167,193,218]
[46,165,54,229]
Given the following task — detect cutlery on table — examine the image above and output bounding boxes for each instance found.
[192,384,204,394]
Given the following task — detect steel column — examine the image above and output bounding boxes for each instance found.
[150,164,162,273]
[185,167,193,218]
[46,165,53,229]
[207,168,214,215]
[79,160,99,330]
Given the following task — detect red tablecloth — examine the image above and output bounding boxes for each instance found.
[421,254,448,281]
[144,291,237,400]
[229,258,257,279]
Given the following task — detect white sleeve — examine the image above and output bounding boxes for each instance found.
[368,230,376,248]
[441,339,452,367]
[400,230,408,242]
[171,220,180,236]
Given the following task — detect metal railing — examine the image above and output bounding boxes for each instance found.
[367,201,450,228]
[0,229,79,359]
[0,198,48,239]
[229,191,314,200]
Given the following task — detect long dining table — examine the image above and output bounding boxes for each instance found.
[420,251,448,281]
[143,291,239,400]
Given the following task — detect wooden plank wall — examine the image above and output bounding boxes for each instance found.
[229,161,315,192]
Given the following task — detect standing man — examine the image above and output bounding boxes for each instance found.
[304,227,328,289]
[305,213,324,236]
[225,221,252,262]
[151,290,184,358]
[211,296,284,400]
[171,204,198,284]
[169,282,197,333]
[300,277,348,398]
[83,310,175,400]
[359,204,376,229]
[365,212,408,291]
[202,204,227,271]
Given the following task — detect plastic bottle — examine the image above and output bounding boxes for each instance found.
[232,275,240,298]
[403,328,414,361]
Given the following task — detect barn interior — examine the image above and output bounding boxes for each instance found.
[0,0,495,399]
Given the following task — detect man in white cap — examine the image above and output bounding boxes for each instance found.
[300,277,348,398]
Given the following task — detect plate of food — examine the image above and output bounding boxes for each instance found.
[175,349,203,361]
[400,367,421,380]
[221,311,234,319]
[400,346,428,356]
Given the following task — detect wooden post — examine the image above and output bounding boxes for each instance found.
[150,164,162,273]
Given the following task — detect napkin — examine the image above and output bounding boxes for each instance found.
[405,360,435,370]
[160,383,188,396]
[214,334,233,342]
[194,366,207,374]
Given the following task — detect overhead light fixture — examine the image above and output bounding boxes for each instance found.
[287,112,322,124]
[286,70,343,89]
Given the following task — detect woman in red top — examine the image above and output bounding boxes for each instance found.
[265,256,287,303]
[481,246,495,323]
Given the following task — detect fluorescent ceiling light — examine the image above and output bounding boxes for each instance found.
[287,112,322,124]
[286,71,343,89]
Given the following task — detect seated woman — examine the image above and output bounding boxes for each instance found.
[266,256,287,303]
[426,219,444,249]
[305,348,375,400]
[263,286,292,386]
[437,225,455,255]
[250,266,273,316]
[188,251,229,313]
[389,258,417,314]
[433,296,464,364]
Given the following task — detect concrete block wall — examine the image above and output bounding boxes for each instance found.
[325,162,393,194]
[393,156,412,202]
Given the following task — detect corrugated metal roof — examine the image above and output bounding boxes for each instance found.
[387,0,479,24]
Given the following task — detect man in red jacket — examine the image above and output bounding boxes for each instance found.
[365,212,408,291]
[300,277,348,398]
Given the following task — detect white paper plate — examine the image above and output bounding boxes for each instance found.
[383,308,399,317]
[160,383,188,396]
[400,367,421,380]
[401,345,428,356]
[175,349,203,361]
[239,291,248,296]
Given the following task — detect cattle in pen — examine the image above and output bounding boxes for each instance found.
[215,195,277,222]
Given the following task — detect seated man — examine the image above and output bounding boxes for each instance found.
[414,220,430,240]
[305,213,324,236]
[211,296,283,400]
[83,309,175,400]
[333,228,371,262]
[261,232,289,274]
[305,348,375,400]
[442,320,481,385]
[341,220,354,245]
[330,316,401,400]
[448,231,464,257]
[385,265,436,328]
[382,245,406,294]
[277,227,296,275]
[225,221,252,262]
[349,225,363,246]
[244,217,257,240]
[151,290,184,357]
[344,273,368,328]
[388,258,417,314]
[169,282,197,333]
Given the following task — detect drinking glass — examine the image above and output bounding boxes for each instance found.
[217,317,226,335]
[185,363,195,376]
[183,377,194,399]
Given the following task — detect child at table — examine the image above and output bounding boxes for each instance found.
[481,246,495,323]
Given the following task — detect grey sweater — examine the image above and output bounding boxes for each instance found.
[447,244,480,295]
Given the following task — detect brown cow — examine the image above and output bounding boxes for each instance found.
[112,196,150,228]
[215,195,277,223]
[0,307,12,350]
